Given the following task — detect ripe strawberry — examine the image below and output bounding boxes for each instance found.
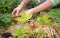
[12,15,17,18]
[31,24,36,28]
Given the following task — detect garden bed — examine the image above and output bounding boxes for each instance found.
[0,19,60,38]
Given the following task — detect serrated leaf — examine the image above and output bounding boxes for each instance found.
[1,13,12,23]
[37,14,53,25]
[16,11,33,22]
[13,27,25,38]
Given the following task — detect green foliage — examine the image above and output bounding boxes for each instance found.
[31,13,40,19]
[13,27,25,38]
[0,0,20,29]
[27,0,40,8]
[0,20,10,29]
[0,13,12,23]
[0,0,19,13]
[0,13,12,29]
[16,11,33,22]
[37,14,53,25]
[0,0,15,7]
[48,8,60,23]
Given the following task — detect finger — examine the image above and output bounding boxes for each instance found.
[12,9,16,15]
[16,10,20,16]
[12,10,15,15]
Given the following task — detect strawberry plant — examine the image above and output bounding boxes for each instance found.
[15,11,33,22]
[13,27,25,38]
[0,0,21,29]
[37,14,53,25]
[48,8,60,23]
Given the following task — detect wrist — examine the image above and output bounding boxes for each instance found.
[28,8,38,14]
[18,5,23,10]
[26,9,33,15]
[28,10,32,14]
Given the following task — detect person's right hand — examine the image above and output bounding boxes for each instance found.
[12,6,22,18]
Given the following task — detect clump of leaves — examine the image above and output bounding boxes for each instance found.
[0,13,16,29]
[37,14,53,25]
[13,27,25,38]
[48,8,60,23]
[16,11,33,22]
[0,0,20,29]
[0,13,12,23]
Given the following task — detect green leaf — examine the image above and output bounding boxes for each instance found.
[42,14,50,21]
[37,14,53,25]
[16,11,33,22]
[45,19,53,25]
[1,13,12,23]
[37,17,44,25]
[13,27,25,38]
[0,0,20,29]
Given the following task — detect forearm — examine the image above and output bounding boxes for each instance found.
[18,0,31,8]
[29,0,52,14]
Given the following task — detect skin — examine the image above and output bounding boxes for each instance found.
[12,0,52,16]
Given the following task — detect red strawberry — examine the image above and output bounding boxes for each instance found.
[31,24,36,28]
[12,15,17,18]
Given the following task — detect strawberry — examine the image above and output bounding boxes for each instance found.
[31,24,36,28]
[12,15,17,18]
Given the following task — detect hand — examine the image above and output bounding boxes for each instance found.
[12,5,22,18]
[25,10,33,15]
